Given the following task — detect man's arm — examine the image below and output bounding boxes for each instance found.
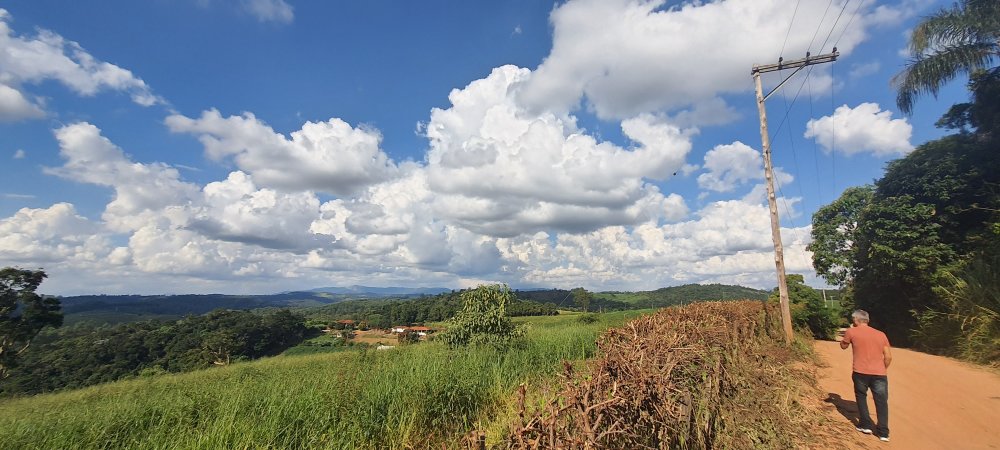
[840,329,851,349]
[883,345,892,369]
[840,339,850,349]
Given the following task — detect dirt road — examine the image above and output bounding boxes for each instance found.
[814,340,1000,449]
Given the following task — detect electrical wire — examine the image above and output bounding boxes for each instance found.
[806,73,824,202]
[818,0,852,54]
[807,0,836,53]
[779,0,803,59]
[775,178,798,228]
[780,92,807,202]
[830,60,838,196]
[834,0,866,48]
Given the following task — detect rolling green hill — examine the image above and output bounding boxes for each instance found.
[598,283,770,309]
[0,310,650,449]
[57,291,424,326]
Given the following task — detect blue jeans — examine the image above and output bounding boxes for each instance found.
[853,372,889,438]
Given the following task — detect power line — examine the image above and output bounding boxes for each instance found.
[779,0,803,58]
[818,0,852,54]
[775,178,798,228]
[835,0,866,48]
[806,73,824,202]
[807,0,836,53]
[780,90,807,203]
[830,61,838,196]
[767,64,819,147]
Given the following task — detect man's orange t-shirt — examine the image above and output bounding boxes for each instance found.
[843,325,891,376]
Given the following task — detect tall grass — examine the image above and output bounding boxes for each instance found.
[0,310,651,449]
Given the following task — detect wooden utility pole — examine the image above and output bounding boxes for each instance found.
[751,50,838,344]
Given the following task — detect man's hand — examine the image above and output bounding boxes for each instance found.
[840,340,850,349]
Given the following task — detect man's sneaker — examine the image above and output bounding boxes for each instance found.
[856,427,873,434]
[879,436,890,442]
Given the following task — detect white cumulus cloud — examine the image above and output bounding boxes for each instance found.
[698,142,762,193]
[166,109,398,196]
[44,122,201,233]
[804,103,914,156]
[516,0,892,120]
[0,8,162,121]
[425,65,690,236]
[0,203,112,264]
[0,83,44,121]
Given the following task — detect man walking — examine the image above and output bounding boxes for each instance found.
[840,309,892,442]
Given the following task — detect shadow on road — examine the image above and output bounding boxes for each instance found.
[824,392,860,426]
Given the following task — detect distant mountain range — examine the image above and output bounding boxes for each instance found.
[306,286,452,296]
[53,283,768,327]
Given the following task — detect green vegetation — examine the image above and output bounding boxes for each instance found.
[280,333,357,357]
[1,309,308,397]
[769,274,841,339]
[58,292,359,326]
[0,310,650,449]
[598,283,769,309]
[502,301,826,449]
[1,268,62,380]
[893,0,999,114]
[439,284,525,348]
[303,291,557,329]
[915,226,1000,364]
[570,287,592,312]
[814,62,1000,361]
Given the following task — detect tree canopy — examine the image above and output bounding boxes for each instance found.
[893,0,1000,114]
[438,284,525,349]
[769,274,840,340]
[0,268,62,379]
[0,309,308,397]
[814,69,1000,354]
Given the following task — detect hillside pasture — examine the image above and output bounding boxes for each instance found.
[0,310,652,449]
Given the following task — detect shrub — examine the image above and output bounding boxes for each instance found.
[577,313,600,324]
[438,284,525,349]
[397,330,420,345]
[917,247,1000,365]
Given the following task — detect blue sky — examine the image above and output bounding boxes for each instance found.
[0,0,968,295]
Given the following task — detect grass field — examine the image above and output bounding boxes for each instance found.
[0,309,653,449]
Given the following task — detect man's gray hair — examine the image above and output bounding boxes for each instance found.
[852,309,870,323]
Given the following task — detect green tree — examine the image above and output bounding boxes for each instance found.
[397,330,420,345]
[808,186,874,288]
[202,330,238,366]
[366,313,390,330]
[769,274,839,339]
[438,284,525,348]
[852,196,955,343]
[571,287,592,312]
[893,0,1000,114]
[0,268,62,379]
[935,69,1000,136]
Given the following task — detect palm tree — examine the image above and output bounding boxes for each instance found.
[893,0,1000,114]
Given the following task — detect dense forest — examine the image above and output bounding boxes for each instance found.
[303,290,559,328]
[56,291,429,326]
[597,283,770,309]
[1,309,308,397]
[811,69,1000,362]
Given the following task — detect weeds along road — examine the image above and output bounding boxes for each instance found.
[815,340,1000,449]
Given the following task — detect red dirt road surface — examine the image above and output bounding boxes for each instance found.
[815,340,1000,449]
